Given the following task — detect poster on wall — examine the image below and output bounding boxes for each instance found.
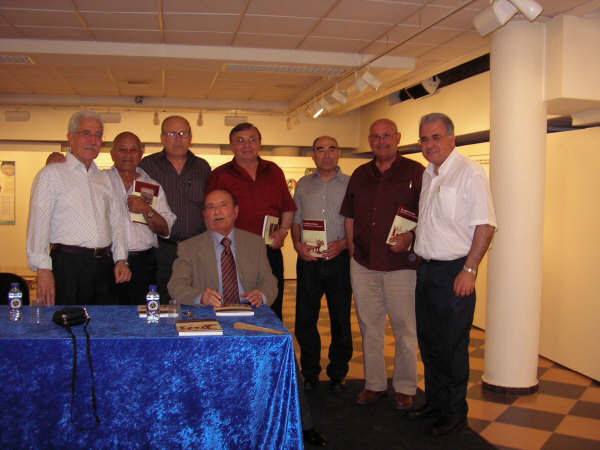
[0,161,16,225]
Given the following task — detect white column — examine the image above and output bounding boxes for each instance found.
[484,21,547,390]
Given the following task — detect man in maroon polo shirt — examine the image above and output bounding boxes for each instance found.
[206,122,296,320]
[340,118,424,410]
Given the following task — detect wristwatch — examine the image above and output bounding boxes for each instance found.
[462,265,477,276]
[144,209,155,220]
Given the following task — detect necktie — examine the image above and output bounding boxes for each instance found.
[220,237,240,305]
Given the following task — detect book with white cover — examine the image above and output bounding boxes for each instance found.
[262,215,279,245]
[386,207,418,245]
[214,304,254,316]
[302,219,327,258]
[137,304,177,318]
[131,180,159,225]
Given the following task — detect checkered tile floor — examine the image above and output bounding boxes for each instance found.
[282,281,600,450]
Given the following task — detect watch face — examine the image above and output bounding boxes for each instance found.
[147,300,159,312]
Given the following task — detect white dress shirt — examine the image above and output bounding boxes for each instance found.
[27,151,128,270]
[415,149,497,261]
[107,167,176,252]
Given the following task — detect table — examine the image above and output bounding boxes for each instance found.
[0,305,303,449]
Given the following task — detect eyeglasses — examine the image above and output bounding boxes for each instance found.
[163,130,191,138]
[368,133,396,141]
[418,134,449,145]
[75,130,102,140]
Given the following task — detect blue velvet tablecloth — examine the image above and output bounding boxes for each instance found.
[0,305,303,449]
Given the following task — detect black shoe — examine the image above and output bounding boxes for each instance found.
[407,404,441,420]
[430,415,467,436]
[329,379,345,393]
[304,377,318,391]
[303,428,327,447]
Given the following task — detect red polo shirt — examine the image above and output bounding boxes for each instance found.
[207,157,297,236]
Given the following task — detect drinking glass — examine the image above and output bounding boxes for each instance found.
[30,298,44,324]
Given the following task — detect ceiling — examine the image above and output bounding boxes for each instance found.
[0,0,598,118]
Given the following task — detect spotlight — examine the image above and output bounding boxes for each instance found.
[473,0,517,36]
[390,76,441,104]
[510,0,543,21]
[361,71,382,90]
[153,112,159,125]
[330,89,347,104]
[354,73,369,93]
[312,100,324,119]
[319,97,333,112]
[197,111,203,126]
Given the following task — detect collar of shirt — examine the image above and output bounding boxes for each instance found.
[368,151,405,175]
[229,156,270,179]
[66,150,99,174]
[425,147,458,177]
[210,229,236,253]
[313,166,343,182]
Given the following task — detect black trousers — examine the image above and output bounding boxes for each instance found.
[266,246,284,320]
[295,250,352,381]
[415,256,475,418]
[50,248,117,305]
[115,248,157,305]
[156,238,178,303]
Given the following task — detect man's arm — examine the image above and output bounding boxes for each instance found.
[344,218,355,259]
[269,210,293,249]
[127,195,169,236]
[453,224,495,297]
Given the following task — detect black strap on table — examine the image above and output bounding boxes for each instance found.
[66,319,100,430]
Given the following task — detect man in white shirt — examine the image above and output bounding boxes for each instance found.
[27,110,131,305]
[411,113,496,435]
[107,131,176,305]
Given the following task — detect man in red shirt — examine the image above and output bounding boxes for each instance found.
[206,123,296,320]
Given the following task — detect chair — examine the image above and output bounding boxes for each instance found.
[0,273,30,306]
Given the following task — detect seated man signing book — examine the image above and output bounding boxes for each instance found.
[167,189,277,307]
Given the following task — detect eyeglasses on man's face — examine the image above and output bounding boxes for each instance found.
[75,130,103,140]
[368,133,396,142]
[418,134,449,145]
[163,130,191,138]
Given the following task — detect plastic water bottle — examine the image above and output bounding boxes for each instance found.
[8,282,23,322]
[146,285,160,324]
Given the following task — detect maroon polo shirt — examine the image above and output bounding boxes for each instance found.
[206,157,297,236]
[340,153,424,271]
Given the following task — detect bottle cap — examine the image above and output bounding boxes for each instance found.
[149,285,157,291]
[10,283,19,288]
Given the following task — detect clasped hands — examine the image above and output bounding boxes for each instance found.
[200,288,264,307]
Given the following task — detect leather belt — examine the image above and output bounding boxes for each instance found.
[50,243,111,258]
[128,248,154,258]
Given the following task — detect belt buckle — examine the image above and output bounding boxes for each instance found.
[93,247,104,258]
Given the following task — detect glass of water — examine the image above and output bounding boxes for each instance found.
[30,298,44,324]
[168,299,180,324]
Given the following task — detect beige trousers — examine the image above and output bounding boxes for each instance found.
[350,258,417,395]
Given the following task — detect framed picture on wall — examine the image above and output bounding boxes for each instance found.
[0,161,16,225]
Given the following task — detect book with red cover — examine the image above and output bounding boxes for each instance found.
[131,180,159,225]
[176,319,223,336]
[386,207,418,245]
[302,219,327,258]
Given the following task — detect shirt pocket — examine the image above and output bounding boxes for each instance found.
[432,186,456,220]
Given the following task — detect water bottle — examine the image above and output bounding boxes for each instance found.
[8,282,23,322]
[146,285,160,324]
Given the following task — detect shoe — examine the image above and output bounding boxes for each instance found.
[407,404,441,420]
[329,379,345,393]
[303,428,327,447]
[303,377,318,391]
[393,392,413,410]
[430,415,467,436]
[355,389,386,405]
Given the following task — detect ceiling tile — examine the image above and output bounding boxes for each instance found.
[233,33,303,49]
[240,15,317,35]
[163,13,239,32]
[409,27,463,46]
[425,45,476,60]
[444,31,490,49]
[81,12,159,29]
[247,0,337,17]
[164,0,246,14]
[387,23,421,42]
[299,36,369,53]
[387,42,434,57]
[313,18,389,40]
[0,27,22,38]
[92,29,163,43]
[74,0,158,12]
[0,9,81,27]
[164,31,234,46]
[328,0,421,23]
[0,0,73,9]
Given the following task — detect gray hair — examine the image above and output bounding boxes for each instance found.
[419,113,454,136]
[68,110,103,134]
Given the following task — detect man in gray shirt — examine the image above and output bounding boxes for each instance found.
[292,136,352,393]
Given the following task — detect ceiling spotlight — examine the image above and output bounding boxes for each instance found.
[319,97,333,112]
[153,112,159,125]
[330,89,347,105]
[473,0,517,36]
[312,100,324,119]
[361,71,382,90]
[354,73,369,93]
[197,111,203,126]
[510,0,543,21]
[286,116,293,130]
